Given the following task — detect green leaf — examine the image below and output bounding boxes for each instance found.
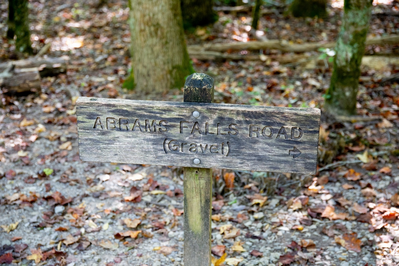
[43,168,53,176]
[228,199,237,205]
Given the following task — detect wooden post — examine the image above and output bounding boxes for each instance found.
[183,73,214,266]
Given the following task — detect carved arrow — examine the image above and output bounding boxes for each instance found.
[289,146,301,158]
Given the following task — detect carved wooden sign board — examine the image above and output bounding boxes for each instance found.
[77,97,320,174]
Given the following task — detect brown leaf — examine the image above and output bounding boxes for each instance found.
[11,236,22,242]
[317,175,329,185]
[27,249,43,264]
[224,172,235,190]
[55,227,69,231]
[321,205,348,220]
[362,162,377,171]
[343,233,362,252]
[172,208,183,216]
[299,239,316,250]
[124,187,142,202]
[391,193,399,206]
[279,253,296,265]
[382,210,398,220]
[0,253,13,264]
[114,230,141,240]
[342,183,354,190]
[211,245,226,257]
[344,169,361,181]
[42,249,67,261]
[63,235,80,246]
[77,240,91,251]
[98,240,119,249]
[249,194,268,207]
[356,213,372,223]
[337,197,352,207]
[379,166,392,175]
[250,250,263,257]
[123,218,141,229]
[157,246,175,256]
[361,188,377,197]
[212,200,224,211]
[142,231,153,238]
[352,203,368,214]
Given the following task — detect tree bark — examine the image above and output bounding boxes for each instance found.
[181,0,217,29]
[325,0,372,116]
[289,0,327,18]
[14,0,33,55]
[127,0,193,95]
[251,0,262,30]
[7,0,15,39]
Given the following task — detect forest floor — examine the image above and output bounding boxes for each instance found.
[1,0,399,265]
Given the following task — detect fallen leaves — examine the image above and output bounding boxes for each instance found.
[154,246,175,256]
[250,250,263,257]
[114,230,141,240]
[231,241,246,252]
[335,233,362,252]
[98,239,119,250]
[59,141,72,150]
[356,150,369,163]
[1,221,20,233]
[20,118,35,127]
[211,253,227,266]
[27,248,43,264]
[344,169,361,181]
[224,172,235,190]
[0,253,13,264]
[321,205,348,220]
[220,224,240,239]
[211,245,226,257]
[123,218,141,229]
[352,203,368,214]
[63,235,80,246]
[124,186,142,202]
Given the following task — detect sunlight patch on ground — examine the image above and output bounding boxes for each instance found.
[331,0,393,8]
[51,36,84,51]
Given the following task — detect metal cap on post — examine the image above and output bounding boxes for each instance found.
[183,73,214,266]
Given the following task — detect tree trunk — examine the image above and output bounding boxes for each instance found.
[289,0,327,18]
[126,0,193,95]
[7,0,15,39]
[181,0,217,29]
[251,0,262,30]
[14,0,33,55]
[325,0,372,116]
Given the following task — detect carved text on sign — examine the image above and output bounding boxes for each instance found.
[92,117,304,141]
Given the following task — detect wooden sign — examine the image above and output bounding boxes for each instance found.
[77,97,320,174]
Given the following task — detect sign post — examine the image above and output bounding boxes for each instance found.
[182,74,214,266]
[76,73,320,266]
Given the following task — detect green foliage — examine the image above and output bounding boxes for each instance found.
[122,71,135,90]
[43,168,53,176]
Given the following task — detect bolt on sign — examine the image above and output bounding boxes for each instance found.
[77,98,320,174]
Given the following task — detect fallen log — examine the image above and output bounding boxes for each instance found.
[0,64,41,94]
[213,5,279,15]
[0,56,68,77]
[189,35,399,53]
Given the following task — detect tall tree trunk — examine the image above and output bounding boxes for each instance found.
[325,0,372,116]
[14,0,33,55]
[251,0,262,30]
[127,0,193,95]
[7,0,15,39]
[181,0,217,29]
[289,0,327,18]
